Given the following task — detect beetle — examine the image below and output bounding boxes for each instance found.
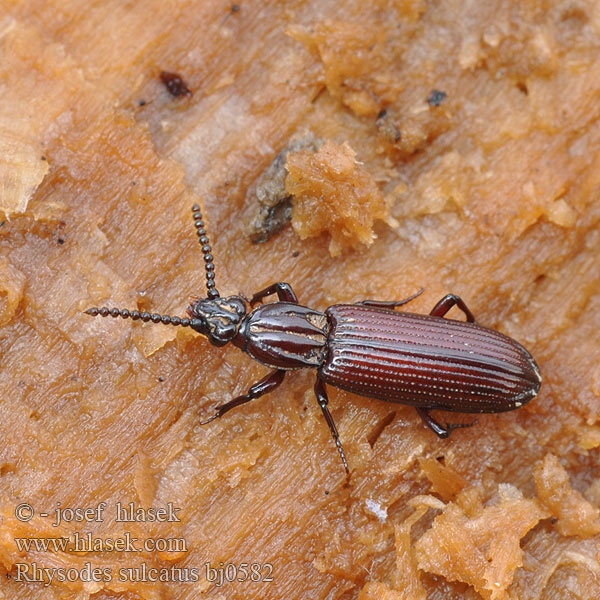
[86,204,542,474]
[160,70,192,98]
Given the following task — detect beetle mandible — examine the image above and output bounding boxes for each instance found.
[86,204,542,474]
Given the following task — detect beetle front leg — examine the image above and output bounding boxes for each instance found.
[250,282,298,307]
[429,294,476,322]
[314,379,350,475]
[416,407,477,438]
[200,369,285,425]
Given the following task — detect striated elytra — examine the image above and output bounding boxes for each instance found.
[86,204,542,474]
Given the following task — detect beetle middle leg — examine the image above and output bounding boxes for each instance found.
[359,288,424,309]
[314,379,350,475]
[250,282,298,306]
[416,407,477,438]
[200,369,285,425]
[429,294,476,322]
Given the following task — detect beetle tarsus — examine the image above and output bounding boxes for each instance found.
[416,407,477,438]
[429,294,476,322]
[445,418,478,434]
[199,369,286,426]
[314,379,350,475]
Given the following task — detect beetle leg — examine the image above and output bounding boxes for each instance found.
[250,282,298,306]
[429,294,476,322]
[314,379,350,475]
[416,407,477,438]
[199,369,285,425]
[416,407,449,437]
[359,288,424,309]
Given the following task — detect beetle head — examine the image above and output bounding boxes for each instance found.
[187,295,247,346]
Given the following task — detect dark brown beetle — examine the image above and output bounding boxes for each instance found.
[160,71,192,98]
[86,205,542,474]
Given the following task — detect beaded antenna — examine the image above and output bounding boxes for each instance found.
[85,204,219,328]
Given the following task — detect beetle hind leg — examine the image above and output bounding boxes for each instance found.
[429,294,476,322]
[314,379,350,475]
[416,407,477,438]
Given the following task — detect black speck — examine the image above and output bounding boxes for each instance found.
[427,89,447,106]
[41,155,47,161]
[57,238,65,245]
[324,490,329,495]
[231,3,240,12]
[131,181,137,186]
[139,99,146,106]
[158,376,165,382]
[160,70,192,98]
[0,221,5,227]
[292,250,300,257]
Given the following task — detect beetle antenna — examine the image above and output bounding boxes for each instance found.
[85,306,193,328]
[191,203,220,300]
